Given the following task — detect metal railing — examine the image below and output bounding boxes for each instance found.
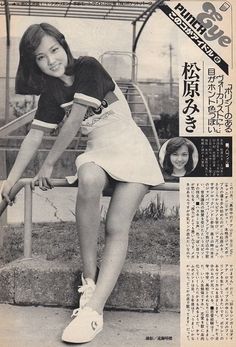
[0,108,36,137]
[0,178,179,259]
[132,82,160,151]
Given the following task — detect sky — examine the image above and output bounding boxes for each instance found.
[0,9,178,80]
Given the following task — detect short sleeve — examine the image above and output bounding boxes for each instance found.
[31,92,65,131]
[73,57,115,108]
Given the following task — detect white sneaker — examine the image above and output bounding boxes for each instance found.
[78,274,96,309]
[61,306,103,343]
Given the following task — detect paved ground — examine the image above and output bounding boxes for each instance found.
[0,304,180,347]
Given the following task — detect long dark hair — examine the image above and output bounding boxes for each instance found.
[15,23,75,95]
[162,137,194,175]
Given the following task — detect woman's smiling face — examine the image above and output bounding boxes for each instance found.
[170,144,189,175]
[35,35,68,78]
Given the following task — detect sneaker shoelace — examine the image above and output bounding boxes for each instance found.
[71,283,95,317]
[78,282,95,301]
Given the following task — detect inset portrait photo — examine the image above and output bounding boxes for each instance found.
[158,137,199,180]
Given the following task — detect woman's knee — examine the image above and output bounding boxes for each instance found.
[77,163,108,199]
[105,216,130,239]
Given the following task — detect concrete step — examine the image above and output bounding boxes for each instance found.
[0,223,180,311]
[0,258,179,311]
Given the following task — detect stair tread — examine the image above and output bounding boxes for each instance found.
[131,112,147,115]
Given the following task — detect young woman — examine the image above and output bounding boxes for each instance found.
[1,23,164,343]
[162,137,195,177]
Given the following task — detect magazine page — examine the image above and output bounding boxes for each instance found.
[0,1,235,347]
[159,1,235,346]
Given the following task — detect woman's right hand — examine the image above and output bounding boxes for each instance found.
[0,180,15,205]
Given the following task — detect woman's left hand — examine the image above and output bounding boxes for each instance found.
[32,163,54,191]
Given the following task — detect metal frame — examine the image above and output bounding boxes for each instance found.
[132,0,164,52]
[1,1,156,20]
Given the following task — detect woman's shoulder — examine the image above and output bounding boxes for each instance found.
[73,56,101,71]
[75,56,99,64]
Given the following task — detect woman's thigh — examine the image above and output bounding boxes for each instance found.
[106,182,149,228]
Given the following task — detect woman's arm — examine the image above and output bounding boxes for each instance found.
[43,103,87,167]
[1,128,44,203]
[35,103,87,189]
[43,103,87,166]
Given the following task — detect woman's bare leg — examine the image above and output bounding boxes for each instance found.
[76,163,109,280]
[87,182,149,313]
